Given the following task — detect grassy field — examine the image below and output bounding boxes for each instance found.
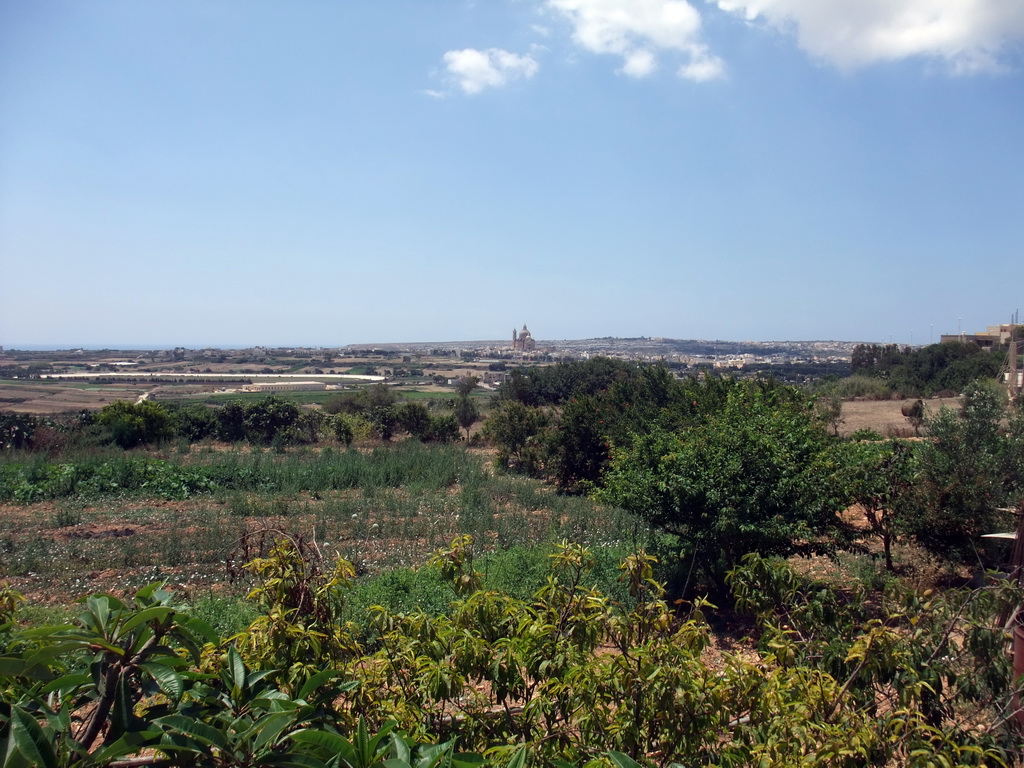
[0,346,513,414]
[0,444,646,610]
[0,378,155,414]
[0,367,968,613]
[837,396,960,437]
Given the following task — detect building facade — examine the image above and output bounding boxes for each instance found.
[512,324,536,352]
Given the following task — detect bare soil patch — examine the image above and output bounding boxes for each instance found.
[839,397,959,437]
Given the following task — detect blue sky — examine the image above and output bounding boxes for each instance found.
[1,0,1022,348]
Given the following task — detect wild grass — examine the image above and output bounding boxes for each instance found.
[0,442,484,502]
[826,375,893,400]
[0,443,653,608]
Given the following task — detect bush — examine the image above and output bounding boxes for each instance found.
[848,427,883,441]
[903,382,1019,563]
[173,403,218,442]
[96,400,175,448]
[599,385,850,595]
[333,414,354,446]
[424,414,460,444]
[243,397,301,445]
[0,411,39,450]
[828,375,892,400]
[397,403,431,439]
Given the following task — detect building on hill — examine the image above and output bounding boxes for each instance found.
[512,323,536,354]
[512,324,536,352]
[940,324,1014,348]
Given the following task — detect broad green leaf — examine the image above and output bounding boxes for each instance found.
[89,729,161,764]
[79,637,126,657]
[297,667,345,701]
[415,740,456,768]
[355,718,371,764]
[40,673,91,695]
[9,706,58,768]
[119,606,174,635]
[23,641,91,665]
[108,674,148,741]
[450,755,485,768]
[179,615,219,644]
[139,662,184,701]
[154,714,228,750]
[134,582,170,604]
[505,747,529,768]
[388,734,411,765]
[0,656,56,681]
[252,711,297,751]
[16,624,76,638]
[608,752,645,768]
[228,646,248,693]
[291,729,354,757]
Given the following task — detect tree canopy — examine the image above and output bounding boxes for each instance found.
[850,341,1004,396]
[598,385,850,593]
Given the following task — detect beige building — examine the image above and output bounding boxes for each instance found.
[512,324,536,352]
[940,324,1015,348]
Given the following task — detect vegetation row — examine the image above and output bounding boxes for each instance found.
[2,538,1022,768]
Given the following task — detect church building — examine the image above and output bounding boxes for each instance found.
[512,324,536,352]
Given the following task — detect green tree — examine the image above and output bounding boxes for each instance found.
[243,397,300,445]
[546,395,610,493]
[425,413,461,443]
[333,414,354,446]
[173,403,217,442]
[904,382,1017,563]
[0,411,38,450]
[96,400,175,449]
[455,396,479,441]
[482,400,549,470]
[851,341,1004,396]
[814,382,845,436]
[366,383,397,408]
[369,405,399,441]
[397,402,431,439]
[598,386,850,595]
[215,401,247,442]
[843,440,917,570]
[454,375,480,397]
[292,409,328,444]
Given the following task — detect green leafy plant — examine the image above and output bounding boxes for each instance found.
[0,582,215,766]
[598,386,851,595]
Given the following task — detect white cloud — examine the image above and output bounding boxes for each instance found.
[442,47,540,94]
[714,0,1024,72]
[678,49,725,80]
[621,48,658,76]
[546,0,724,80]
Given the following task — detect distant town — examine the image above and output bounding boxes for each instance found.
[0,330,870,414]
[4,322,1017,416]
[0,333,866,370]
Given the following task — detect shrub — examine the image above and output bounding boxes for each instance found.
[599,386,850,595]
[903,382,1019,563]
[96,400,175,448]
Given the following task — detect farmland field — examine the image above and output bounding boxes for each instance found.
[837,396,960,437]
[0,444,645,611]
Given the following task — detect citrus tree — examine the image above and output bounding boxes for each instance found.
[598,386,850,595]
